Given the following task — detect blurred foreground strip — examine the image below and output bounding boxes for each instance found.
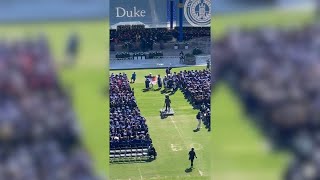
[0,37,99,179]
[215,23,320,179]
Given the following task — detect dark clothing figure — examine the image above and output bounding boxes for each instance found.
[145,74,152,79]
[65,33,79,65]
[179,51,184,64]
[165,96,171,112]
[166,67,172,75]
[66,34,79,56]
[180,56,185,64]
[167,79,173,89]
[131,72,136,83]
[196,112,201,120]
[148,145,157,159]
[145,78,150,89]
[196,112,202,130]
[188,148,197,167]
[157,76,162,88]
[163,77,167,89]
[173,82,178,91]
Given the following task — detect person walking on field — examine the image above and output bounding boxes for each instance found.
[131,72,136,83]
[157,74,162,89]
[188,148,197,168]
[164,95,171,112]
[196,112,202,131]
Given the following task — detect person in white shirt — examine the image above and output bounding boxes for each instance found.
[196,112,202,131]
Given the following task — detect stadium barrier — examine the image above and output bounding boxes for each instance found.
[110,56,180,61]
[110,73,154,163]
[110,144,151,163]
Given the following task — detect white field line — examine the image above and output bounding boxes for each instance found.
[198,169,204,176]
[138,166,143,180]
[169,116,187,147]
[169,117,205,177]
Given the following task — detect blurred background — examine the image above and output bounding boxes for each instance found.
[0,0,108,179]
[214,0,315,14]
[213,0,319,180]
[0,0,319,179]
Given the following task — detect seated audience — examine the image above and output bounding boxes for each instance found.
[109,73,153,149]
[0,37,98,179]
[214,24,320,179]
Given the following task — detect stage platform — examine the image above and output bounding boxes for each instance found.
[110,56,210,70]
[160,108,175,118]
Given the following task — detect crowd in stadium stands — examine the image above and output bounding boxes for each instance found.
[109,73,152,149]
[163,68,211,130]
[110,27,210,52]
[0,38,98,179]
[215,24,320,179]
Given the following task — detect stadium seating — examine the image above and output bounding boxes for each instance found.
[163,69,211,130]
[109,73,154,162]
[109,144,150,163]
[110,27,210,52]
[109,68,212,162]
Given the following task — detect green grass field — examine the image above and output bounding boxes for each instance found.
[0,7,315,180]
[110,67,211,180]
[212,83,290,180]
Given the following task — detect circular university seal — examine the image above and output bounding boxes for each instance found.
[184,0,211,27]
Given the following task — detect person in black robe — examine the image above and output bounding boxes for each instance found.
[145,78,150,89]
[179,51,184,64]
[65,32,79,66]
[157,75,162,89]
[165,95,171,112]
[188,148,197,168]
[131,72,136,83]
[166,67,172,75]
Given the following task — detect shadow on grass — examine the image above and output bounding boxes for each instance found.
[142,88,150,92]
[110,158,155,164]
[185,167,193,173]
[161,89,172,94]
[143,88,163,92]
[160,115,168,119]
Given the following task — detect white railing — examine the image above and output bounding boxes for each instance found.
[110,56,180,62]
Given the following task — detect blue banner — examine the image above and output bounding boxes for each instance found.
[167,0,177,28]
[110,0,211,28]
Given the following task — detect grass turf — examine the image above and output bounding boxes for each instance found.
[0,7,315,180]
[212,83,290,180]
[109,67,211,180]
